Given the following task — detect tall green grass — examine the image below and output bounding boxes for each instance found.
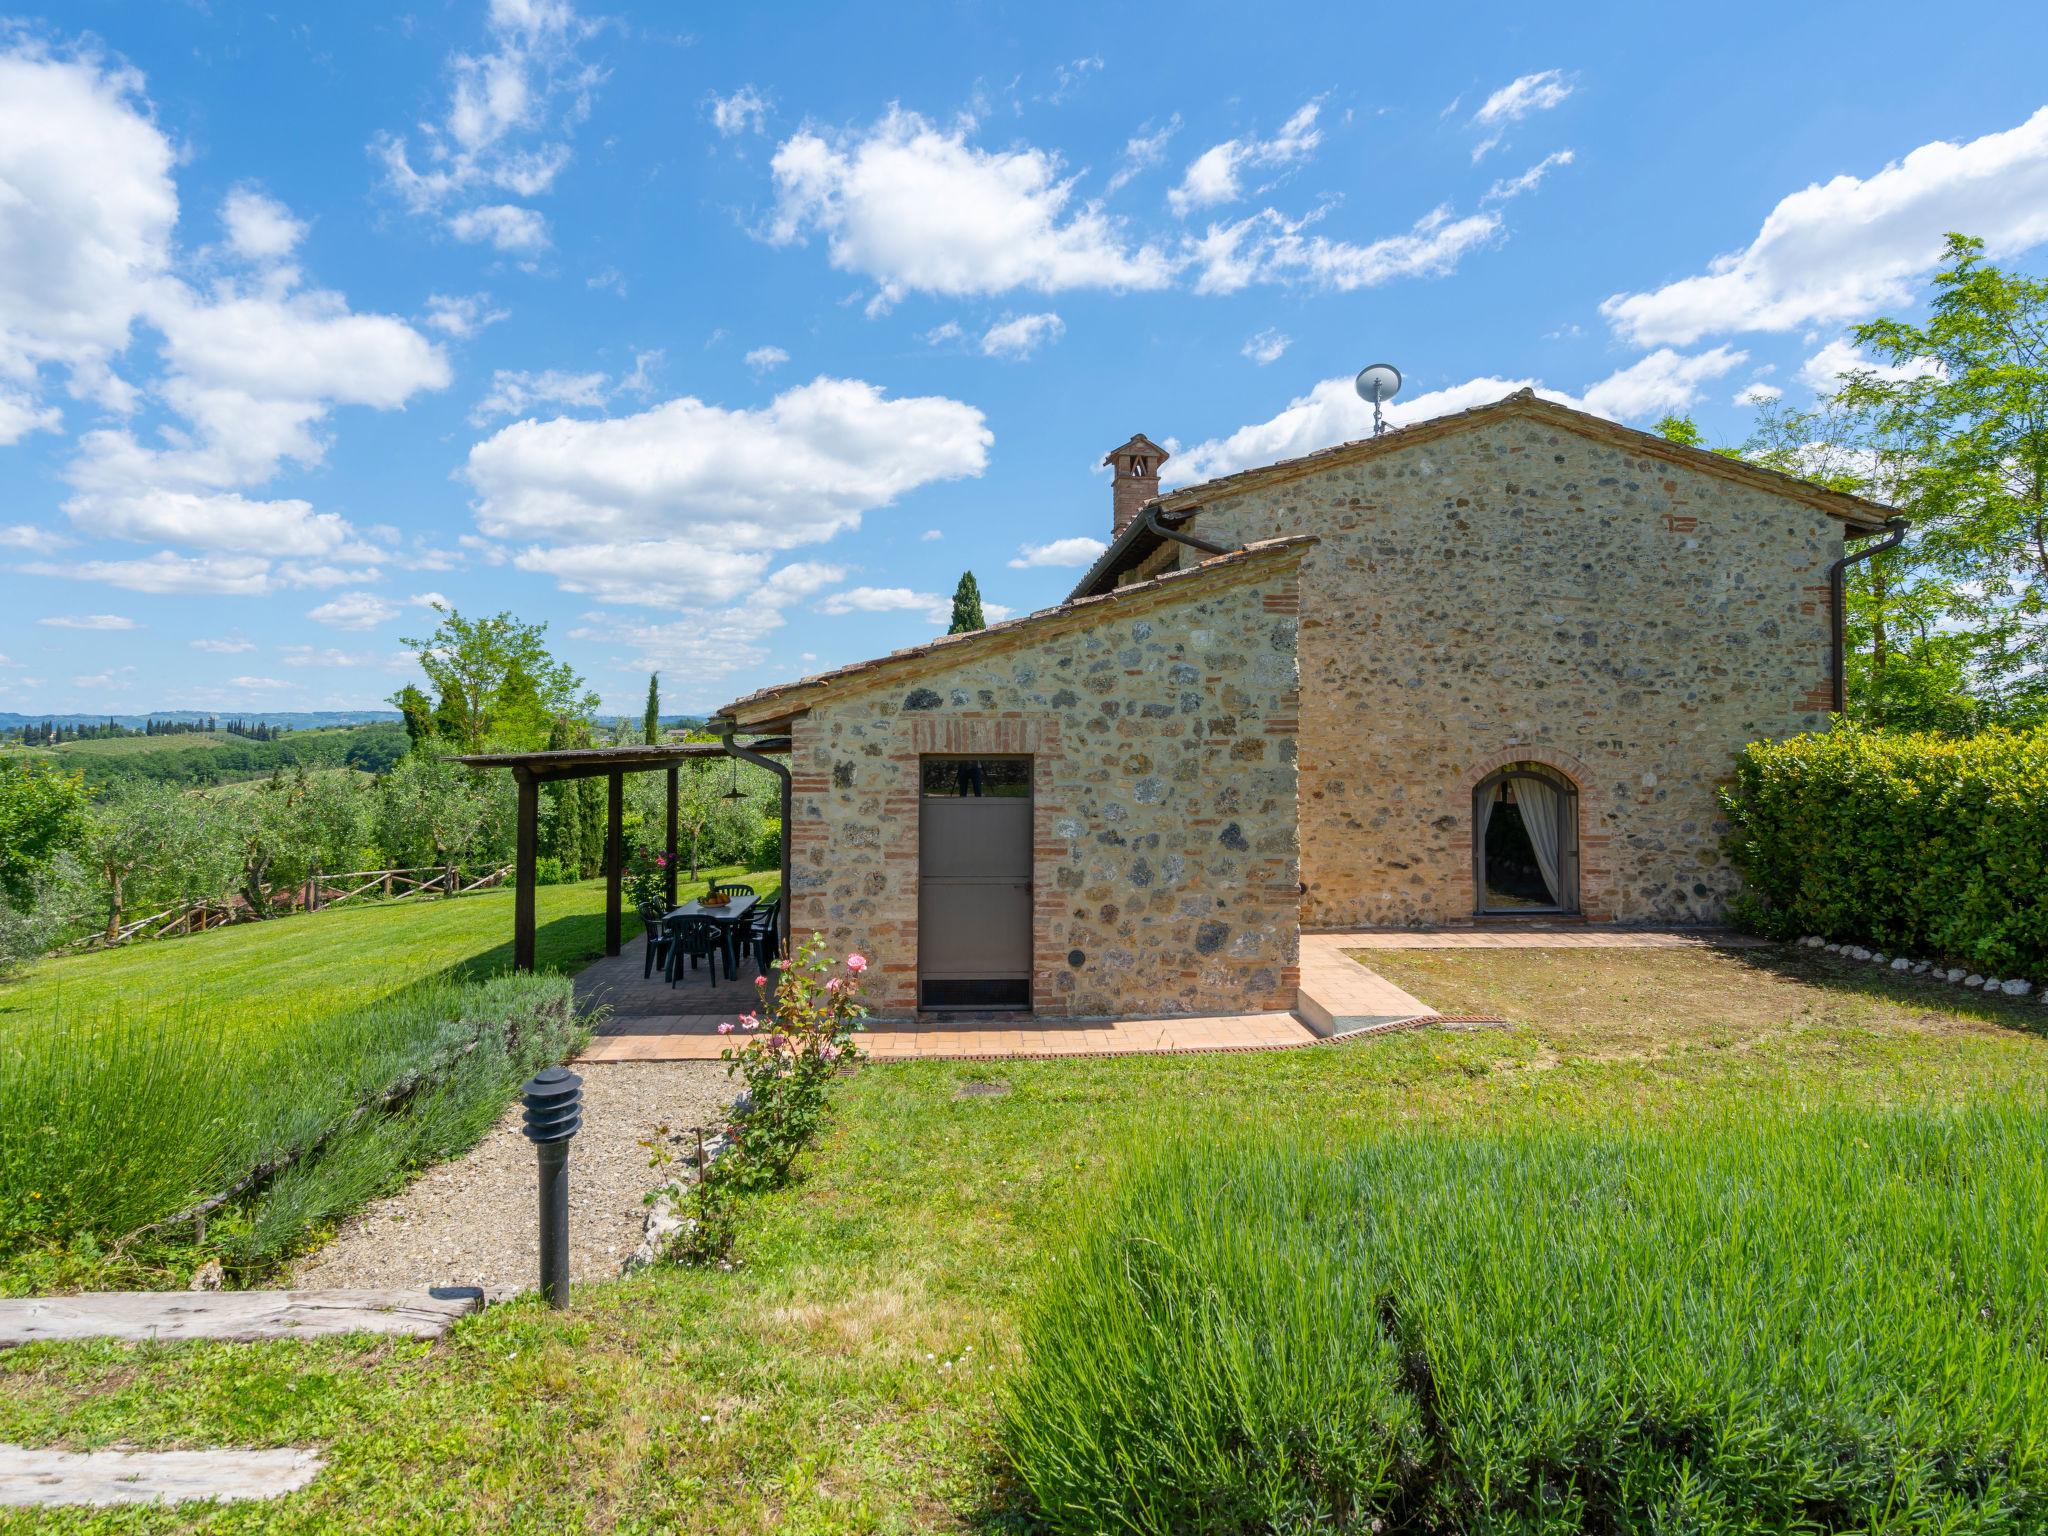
[1006,1108,2048,1534]
[0,973,584,1289]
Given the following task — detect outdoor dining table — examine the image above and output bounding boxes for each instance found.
[662,893,758,981]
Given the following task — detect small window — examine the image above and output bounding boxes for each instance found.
[919,756,1032,798]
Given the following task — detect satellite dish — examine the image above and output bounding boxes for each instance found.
[1355,363,1402,436]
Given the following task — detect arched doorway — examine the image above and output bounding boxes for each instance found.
[1473,763,1579,915]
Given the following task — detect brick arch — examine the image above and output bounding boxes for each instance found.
[1450,746,1615,922]
[1450,746,1606,821]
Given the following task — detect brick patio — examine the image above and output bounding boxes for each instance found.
[569,926,1754,1064]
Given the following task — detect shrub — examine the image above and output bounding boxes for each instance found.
[753,819,782,875]
[0,973,583,1286]
[533,855,567,886]
[717,935,867,1190]
[1005,1110,2048,1534]
[1722,723,2048,972]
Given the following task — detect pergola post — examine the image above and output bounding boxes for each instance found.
[664,766,679,911]
[604,769,624,957]
[513,767,539,973]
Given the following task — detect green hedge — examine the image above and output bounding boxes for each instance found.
[1006,1115,2048,1534]
[1721,724,2048,973]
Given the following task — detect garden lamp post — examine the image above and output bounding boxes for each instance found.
[520,1066,583,1308]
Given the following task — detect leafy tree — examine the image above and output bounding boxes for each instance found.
[0,762,90,909]
[644,673,661,745]
[392,684,436,749]
[948,571,986,634]
[578,773,606,879]
[1838,233,2048,724]
[375,754,492,874]
[397,604,597,753]
[80,784,225,941]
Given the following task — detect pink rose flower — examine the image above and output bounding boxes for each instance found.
[716,1022,734,1035]
[846,953,868,974]
[826,977,842,992]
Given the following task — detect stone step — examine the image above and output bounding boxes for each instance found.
[0,1287,492,1348]
[0,1444,323,1508]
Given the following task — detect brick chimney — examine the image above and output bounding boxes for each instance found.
[1104,433,1168,540]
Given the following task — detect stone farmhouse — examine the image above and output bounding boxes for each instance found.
[715,390,1898,1020]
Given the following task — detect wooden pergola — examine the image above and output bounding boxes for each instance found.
[454,736,792,972]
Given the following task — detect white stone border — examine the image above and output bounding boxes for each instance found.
[1798,936,2039,999]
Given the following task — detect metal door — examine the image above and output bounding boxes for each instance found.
[918,756,1032,1009]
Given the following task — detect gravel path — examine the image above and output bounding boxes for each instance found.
[292,1062,734,1292]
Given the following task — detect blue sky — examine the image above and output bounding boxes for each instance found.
[5,0,2048,717]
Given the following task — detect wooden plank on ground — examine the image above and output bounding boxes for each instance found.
[0,1444,323,1507]
[0,1287,485,1347]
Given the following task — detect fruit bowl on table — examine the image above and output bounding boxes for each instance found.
[699,893,731,908]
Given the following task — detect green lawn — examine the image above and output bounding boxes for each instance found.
[1,943,2042,1532]
[0,864,780,1037]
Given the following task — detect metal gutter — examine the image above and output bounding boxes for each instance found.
[1065,503,1220,601]
[1826,518,1910,714]
[721,730,792,948]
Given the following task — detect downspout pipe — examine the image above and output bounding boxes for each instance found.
[1826,518,1909,714]
[1142,503,1232,558]
[722,729,792,949]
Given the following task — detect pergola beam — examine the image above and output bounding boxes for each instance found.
[452,737,792,974]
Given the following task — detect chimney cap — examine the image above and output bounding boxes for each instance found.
[1104,433,1169,469]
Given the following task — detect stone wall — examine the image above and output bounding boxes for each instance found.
[784,553,1305,1018]
[1184,414,1845,927]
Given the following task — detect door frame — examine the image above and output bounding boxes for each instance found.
[1471,762,1581,916]
[916,752,1035,1011]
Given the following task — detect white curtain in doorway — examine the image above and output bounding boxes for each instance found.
[1512,776,1565,906]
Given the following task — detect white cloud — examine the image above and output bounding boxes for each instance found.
[1579,345,1748,419]
[1797,338,1945,393]
[447,203,550,251]
[708,85,769,137]
[1008,535,1106,569]
[227,675,286,690]
[220,185,304,261]
[745,344,790,374]
[1191,203,1500,295]
[1105,115,1179,195]
[1735,381,1784,406]
[513,540,770,606]
[753,560,845,605]
[1242,328,1291,364]
[766,107,1177,310]
[0,41,177,421]
[190,636,256,653]
[1167,101,1322,216]
[817,585,1014,627]
[470,366,610,424]
[308,591,400,630]
[573,607,779,688]
[980,311,1064,360]
[372,0,598,245]
[467,379,990,610]
[409,591,450,610]
[423,292,510,337]
[1469,69,1573,160]
[1167,374,1583,486]
[466,378,992,584]
[0,390,62,445]
[23,552,276,595]
[1484,149,1575,202]
[38,613,138,631]
[922,320,967,347]
[1603,107,2048,346]
[0,524,70,553]
[920,528,942,540]
[1044,56,1103,107]
[280,644,401,669]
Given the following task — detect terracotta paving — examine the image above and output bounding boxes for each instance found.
[1330,925,1770,950]
[571,925,1752,1064]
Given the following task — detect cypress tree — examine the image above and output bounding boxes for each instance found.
[948,571,986,634]
[643,673,660,745]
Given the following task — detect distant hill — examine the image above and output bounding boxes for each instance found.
[8,722,410,788]
[0,709,401,731]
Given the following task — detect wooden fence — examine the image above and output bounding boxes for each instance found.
[70,863,515,952]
